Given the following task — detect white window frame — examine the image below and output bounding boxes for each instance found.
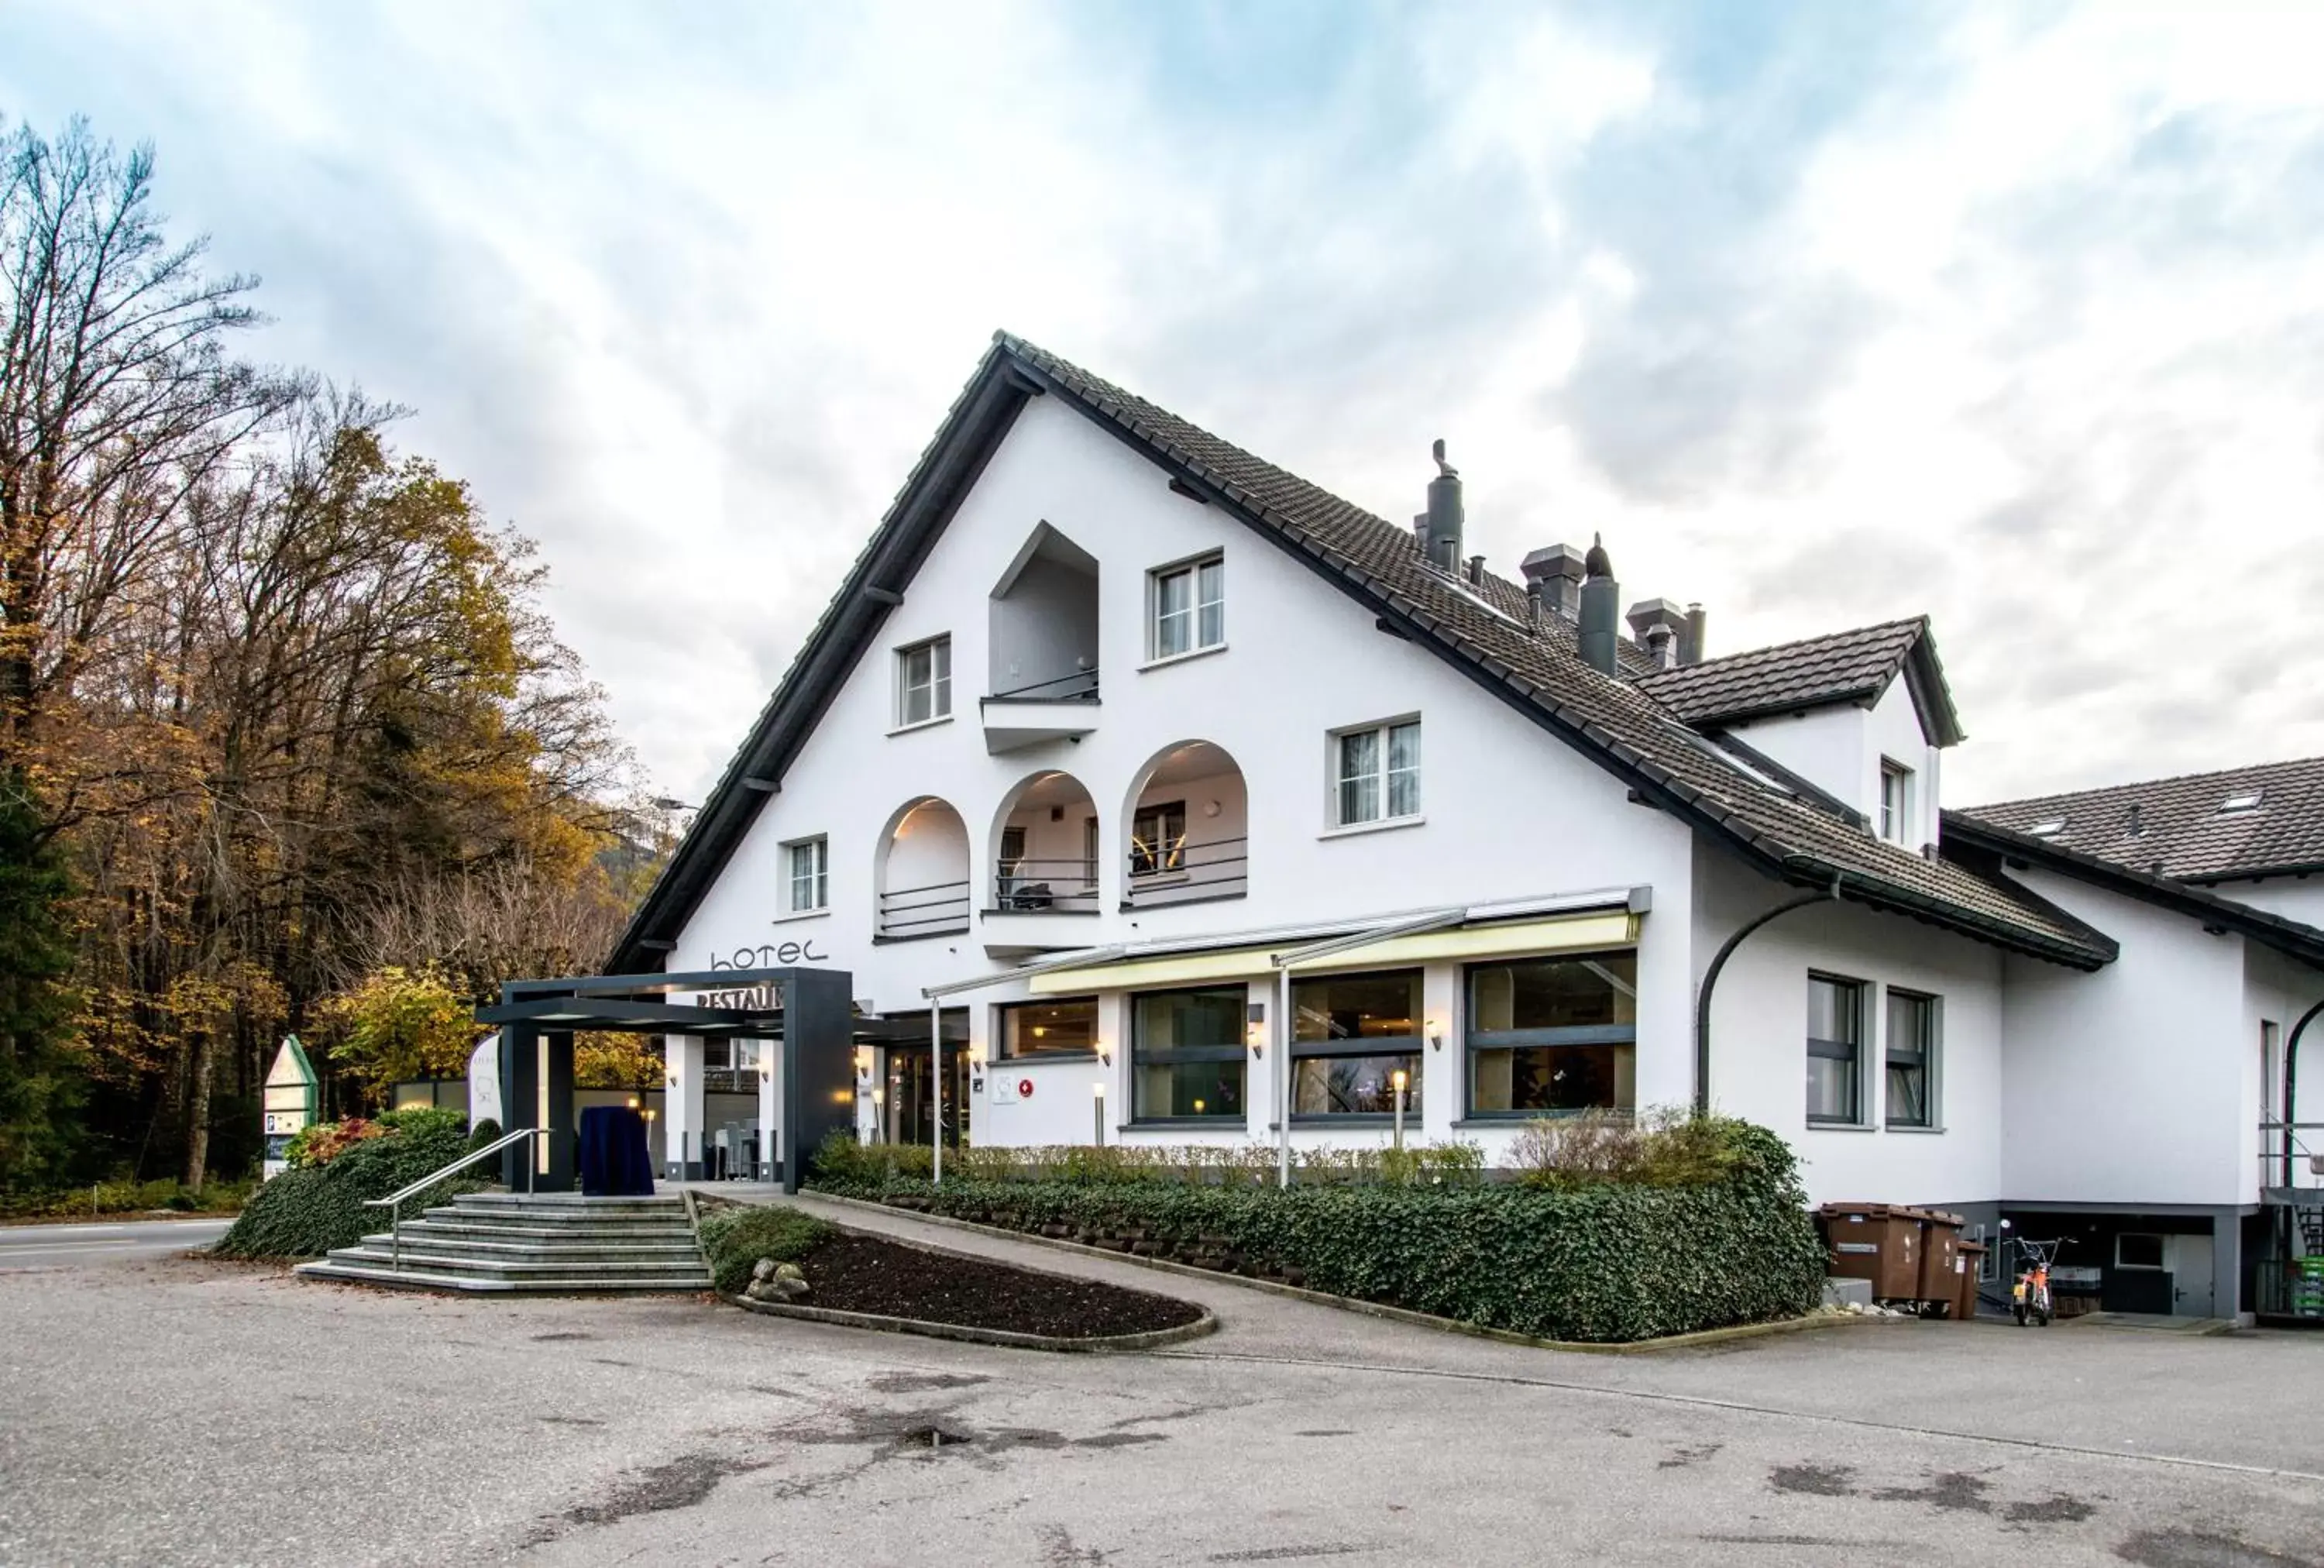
[1330,717,1422,828]
[1879,759,1912,845]
[895,635,952,727]
[782,835,829,915]
[1147,553,1225,662]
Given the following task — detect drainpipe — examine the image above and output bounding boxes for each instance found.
[1693,875,1843,1115]
[2281,995,2324,1188]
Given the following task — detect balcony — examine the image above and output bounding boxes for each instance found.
[980,669,1101,755]
[1124,835,1248,910]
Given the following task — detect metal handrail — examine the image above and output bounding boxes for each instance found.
[363,1126,547,1271]
[985,669,1100,702]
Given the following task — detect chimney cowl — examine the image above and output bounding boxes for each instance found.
[1681,602,1708,666]
[1422,439,1463,573]
[1624,597,1687,648]
[1577,533,1621,676]
[1522,544,1588,617]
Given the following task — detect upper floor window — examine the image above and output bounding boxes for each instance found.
[896,636,952,727]
[1333,719,1421,827]
[784,836,828,914]
[1129,799,1187,877]
[1150,555,1224,660]
[1878,760,1911,844]
[1807,974,1865,1125]
[1885,989,1938,1129]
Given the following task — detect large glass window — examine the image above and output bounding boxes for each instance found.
[1129,799,1186,877]
[1152,555,1225,659]
[1466,953,1636,1116]
[999,997,1097,1059]
[1885,989,1938,1129]
[1807,975,1865,1125]
[897,636,952,726]
[1292,969,1422,1117]
[1334,720,1421,826]
[785,837,827,913]
[1131,985,1245,1120]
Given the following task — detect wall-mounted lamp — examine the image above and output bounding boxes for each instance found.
[1247,1001,1267,1060]
[1426,1018,1445,1053]
[1095,1040,1112,1068]
[626,1095,641,1110]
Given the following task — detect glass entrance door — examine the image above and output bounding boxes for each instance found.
[882,1026,969,1148]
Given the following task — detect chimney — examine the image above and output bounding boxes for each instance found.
[1681,603,1708,666]
[1626,598,1686,672]
[1520,543,1587,617]
[1465,553,1486,586]
[1422,439,1463,573]
[1525,577,1544,630]
[1578,535,1620,676]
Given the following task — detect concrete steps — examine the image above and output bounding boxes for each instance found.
[294,1191,710,1294]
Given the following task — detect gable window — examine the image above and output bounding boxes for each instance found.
[1292,969,1423,1118]
[1807,975,1865,1125]
[1131,985,1245,1121]
[896,636,952,727]
[1466,953,1636,1116]
[1885,989,1939,1129]
[1129,799,1186,878]
[1333,719,1421,827]
[784,837,828,914]
[999,997,1096,1059]
[1150,555,1224,660]
[1879,761,1911,844]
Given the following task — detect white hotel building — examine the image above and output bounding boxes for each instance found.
[612,334,2324,1323]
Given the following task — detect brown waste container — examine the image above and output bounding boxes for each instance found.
[1819,1203,1923,1300]
[1954,1243,1987,1320]
[1916,1210,1965,1313]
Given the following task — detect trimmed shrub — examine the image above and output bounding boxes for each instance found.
[811,1130,1489,1190]
[697,1204,836,1296]
[813,1116,1822,1343]
[466,1117,503,1154]
[215,1110,480,1259]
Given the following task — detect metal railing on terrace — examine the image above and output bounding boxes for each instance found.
[993,858,1101,913]
[1124,835,1247,909]
[2258,1119,2324,1195]
[878,878,971,938]
[985,669,1100,703]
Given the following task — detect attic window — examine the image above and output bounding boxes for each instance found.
[2027,820,2066,837]
[2219,791,2264,814]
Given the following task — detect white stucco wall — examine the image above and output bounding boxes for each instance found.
[1727,678,1941,851]
[1997,867,2253,1206]
[2211,876,2324,931]
[1690,844,2005,1209]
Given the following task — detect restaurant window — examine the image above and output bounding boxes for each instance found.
[1466,953,1636,1116]
[1291,969,1422,1118]
[1807,975,1865,1125]
[998,997,1097,1059]
[1885,989,1939,1129]
[1131,985,1245,1120]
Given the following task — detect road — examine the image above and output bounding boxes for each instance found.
[1,1199,2319,1566]
[0,1216,230,1270]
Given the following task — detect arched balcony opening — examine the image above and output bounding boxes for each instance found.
[1121,741,1248,910]
[875,796,971,939]
[988,770,1101,913]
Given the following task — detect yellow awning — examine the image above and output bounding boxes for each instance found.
[1027,910,1637,995]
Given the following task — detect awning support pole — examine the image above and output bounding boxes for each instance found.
[931,999,944,1187]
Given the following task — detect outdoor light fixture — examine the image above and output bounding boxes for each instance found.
[626,1096,640,1109]
[1092,1080,1107,1147]
[1391,1068,1410,1153]
[1246,1001,1266,1060]
[1426,1018,1445,1052]
[1095,1040,1112,1067]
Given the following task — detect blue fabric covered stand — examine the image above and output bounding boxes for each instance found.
[577,1105,655,1197]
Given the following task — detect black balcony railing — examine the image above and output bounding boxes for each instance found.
[878,877,971,937]
[1124,835,1247,908]
[992,858,1101,913]
[985,668,1100,703]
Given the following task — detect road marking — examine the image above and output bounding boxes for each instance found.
[0,1241,141,1258]
[1154,1349,2324,1487]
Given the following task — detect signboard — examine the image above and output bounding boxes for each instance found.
[260,1034,319,1179]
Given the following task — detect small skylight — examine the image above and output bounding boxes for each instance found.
[2220,790,2264,814]
[2028,819,2067,837]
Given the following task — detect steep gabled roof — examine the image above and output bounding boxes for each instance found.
[1956,756,2324,885]
[1635,617,1965,746]
[610,334,2113,972]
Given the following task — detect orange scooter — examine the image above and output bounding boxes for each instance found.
[1999,1220,2062,1326]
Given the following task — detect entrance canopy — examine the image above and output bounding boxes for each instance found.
[476,965,861,1194]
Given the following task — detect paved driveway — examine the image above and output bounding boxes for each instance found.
[1,1200,2319,1566]
[0,1216,232,1271]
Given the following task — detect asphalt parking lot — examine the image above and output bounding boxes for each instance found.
[2,1203,2319,1567]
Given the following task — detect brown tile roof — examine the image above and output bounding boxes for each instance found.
[615,334,2116,971]
[1958,757,2324,883]
[1636,618,1933,728]
[999,334,2111,968]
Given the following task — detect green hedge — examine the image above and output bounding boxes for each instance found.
[696,1204,835,1295]
[214,1108,481,1260]
[814,1122,1824,1343]
[0,1176,255,1221]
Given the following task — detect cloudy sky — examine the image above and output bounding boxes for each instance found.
[7,1,2321,806]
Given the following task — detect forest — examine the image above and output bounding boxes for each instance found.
[0,117,665,1200]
